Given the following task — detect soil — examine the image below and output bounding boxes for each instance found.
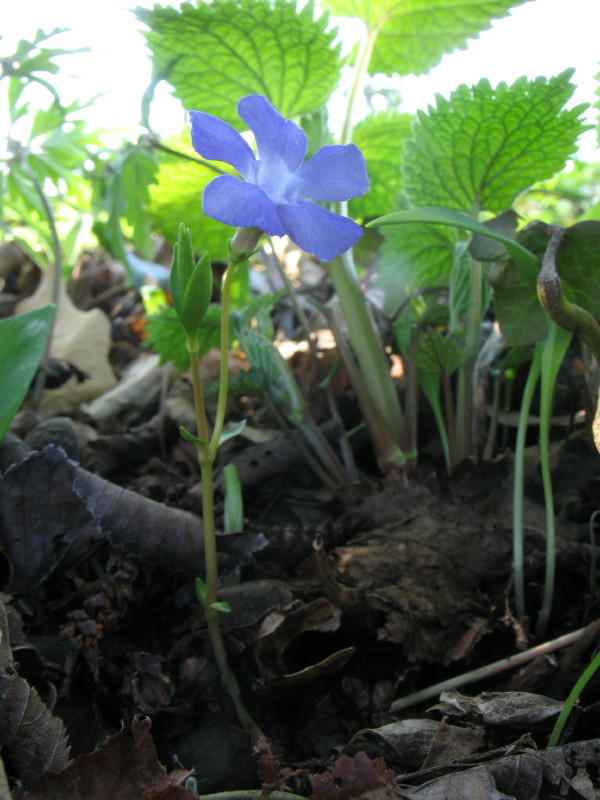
[1,253,600,800]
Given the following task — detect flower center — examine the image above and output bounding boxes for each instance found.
[253,155,300,204]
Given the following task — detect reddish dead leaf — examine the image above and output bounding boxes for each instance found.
[15,717,195,800]
[0,446,267,591]
[310,752,399,800]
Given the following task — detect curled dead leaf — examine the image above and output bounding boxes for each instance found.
[0,446,267,591]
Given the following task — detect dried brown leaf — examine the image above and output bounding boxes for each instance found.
[254,597,355,684]
[0,666,71,785]
[0,446,266,591]
[15,717,194,800]
[431,691,563,729]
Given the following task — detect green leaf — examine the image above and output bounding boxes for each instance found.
[348,111,413,219]
[487,221,550,345]
[195,577,207,606]
[181,251,213,336]
[416,328,463,374]
[210,601,232,613]
[403,71,589,213]
[375,221,455,314]
[179,425,208,448]
[555,221,600,316]
[0,305,55,441]
[320,0,530,77]
[370,206,540,287]
[223,463,243,533]
[137,0,341,127]
[148,149,233,261]
[218,419,247,447]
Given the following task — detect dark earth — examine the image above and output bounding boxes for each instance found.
[1,247,600,799]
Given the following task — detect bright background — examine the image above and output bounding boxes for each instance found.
[1,0,599,157]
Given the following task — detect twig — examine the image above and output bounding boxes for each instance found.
[390,627,586,713]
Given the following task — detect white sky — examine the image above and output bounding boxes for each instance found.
[1,0,599,158]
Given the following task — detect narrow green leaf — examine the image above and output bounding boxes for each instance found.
[210,601,232,613]
[402,71,589,213]
[223,463,244,533]
[370,206,540,287]
[137,0,341,127]
[218,419,247,447]
[179,425,207,448]
[320,0,530,77]
[0,305,55,441]
[195,577,207,606]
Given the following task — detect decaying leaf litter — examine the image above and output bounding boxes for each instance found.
[1,248,600,800]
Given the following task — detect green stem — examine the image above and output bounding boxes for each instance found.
[513,345,543,619]
[186,250,260,735]
[340,24,379,145]
[188,339,210,446]
[536,322,572,639]
[548,648,600,747]
[455,257,482,462]
[328,252,411,470]
[210,259,237,458]
[199,458,260,735]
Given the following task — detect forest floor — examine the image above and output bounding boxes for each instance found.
[1,249,600,800]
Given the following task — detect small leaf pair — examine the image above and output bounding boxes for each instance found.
[170,223,213,338]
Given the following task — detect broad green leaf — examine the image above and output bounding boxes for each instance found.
[416,328,463,374]
[136,0,341,127]
[146,305,222,372]
[0,305,55,441]
[121,146,159,256]
[375,221,455,314]
[556,221,600,315]
[320,0,530,77]
[487,221,550,345]
[370,206,540,286]
[147,152,233,261]
[403,71,589,214]
[348,111,413,219]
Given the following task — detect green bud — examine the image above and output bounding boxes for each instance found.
[170,224,213,337]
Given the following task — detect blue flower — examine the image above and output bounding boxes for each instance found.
[189,95,369,261]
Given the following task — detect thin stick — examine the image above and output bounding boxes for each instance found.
[390,627,585,713]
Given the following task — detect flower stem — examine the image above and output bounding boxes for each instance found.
[187,253,260,735]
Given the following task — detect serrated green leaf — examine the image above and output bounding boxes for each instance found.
[402,71,589,214]
[148,149,233,261]
[320,0,530,77]
[374,221,456,314]
[416,328,463,374]
[348,111,413,219]
[0,305,55,441]
[137,0,341,127]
